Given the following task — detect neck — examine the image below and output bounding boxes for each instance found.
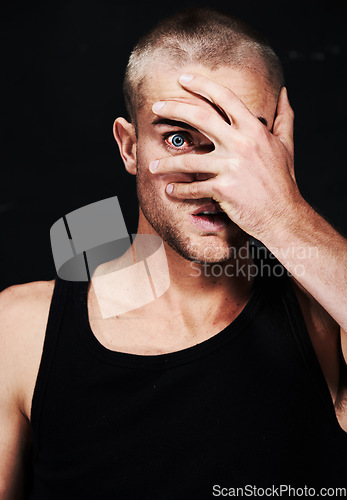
[132,211,255,319]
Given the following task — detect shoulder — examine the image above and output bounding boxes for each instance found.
[0,280,56,418]
[0,279,55,306]
[0,281,55,495]
[0,280,55,346]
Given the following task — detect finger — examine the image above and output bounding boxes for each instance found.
[149,153,216,175]
[178,73,258,130]
[272,87,294,156]
[152,100,230,146]
[166,178,216,200]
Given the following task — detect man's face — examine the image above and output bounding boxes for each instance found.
[134,63,279,263]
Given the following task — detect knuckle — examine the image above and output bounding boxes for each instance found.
[189,182,200,197]
[238,134,257,153]
[213,182,224,198]
[214,178,231,198]
[253,123,267,141]
[183,155,194,171]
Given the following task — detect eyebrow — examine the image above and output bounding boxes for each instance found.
[152,116,268,129]
[151,118,200,132]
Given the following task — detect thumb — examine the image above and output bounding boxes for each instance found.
[273,87,294,156]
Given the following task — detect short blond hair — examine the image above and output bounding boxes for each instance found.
[123,7,284,127]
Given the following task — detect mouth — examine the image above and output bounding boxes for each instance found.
[190,202,230,232]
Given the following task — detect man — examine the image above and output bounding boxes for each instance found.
[0,7,346,499]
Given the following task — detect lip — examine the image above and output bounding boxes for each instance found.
[189,212,230,232]
[191,202,223,216]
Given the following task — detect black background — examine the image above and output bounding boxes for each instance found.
[1,0,346,290]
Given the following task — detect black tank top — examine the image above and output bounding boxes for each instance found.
[29,258,347,499]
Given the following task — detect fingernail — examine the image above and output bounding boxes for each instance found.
[179,74,194,84]
[166,184,173,194]
[152,101,165,112]
[149,160,159,172]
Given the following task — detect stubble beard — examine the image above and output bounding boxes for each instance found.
[136,165,249,264]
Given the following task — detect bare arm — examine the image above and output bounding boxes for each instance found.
[0,399,31,500]
[266,207,347,427]
[261,199,347,331]
[0,287,31,499]
[0,282,53,499]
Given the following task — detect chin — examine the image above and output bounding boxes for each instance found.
[136,184,249,264]
[164,230,248,264]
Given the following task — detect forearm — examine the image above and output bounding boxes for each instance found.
[261,199,347,330]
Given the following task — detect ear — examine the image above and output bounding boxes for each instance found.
[113,117,137,175]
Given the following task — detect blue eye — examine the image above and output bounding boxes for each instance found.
[171,134,185,147]
[165,132,191,150]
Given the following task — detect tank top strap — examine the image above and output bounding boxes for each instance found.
[30,275,71,456]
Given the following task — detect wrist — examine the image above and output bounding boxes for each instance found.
[255,195,312,250]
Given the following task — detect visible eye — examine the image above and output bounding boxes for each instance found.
[164,132,193,150]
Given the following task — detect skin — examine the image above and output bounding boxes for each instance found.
[113,61,346,415]
[140,66,347,332]
[0,62,346,497]
[123,63,279,262]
